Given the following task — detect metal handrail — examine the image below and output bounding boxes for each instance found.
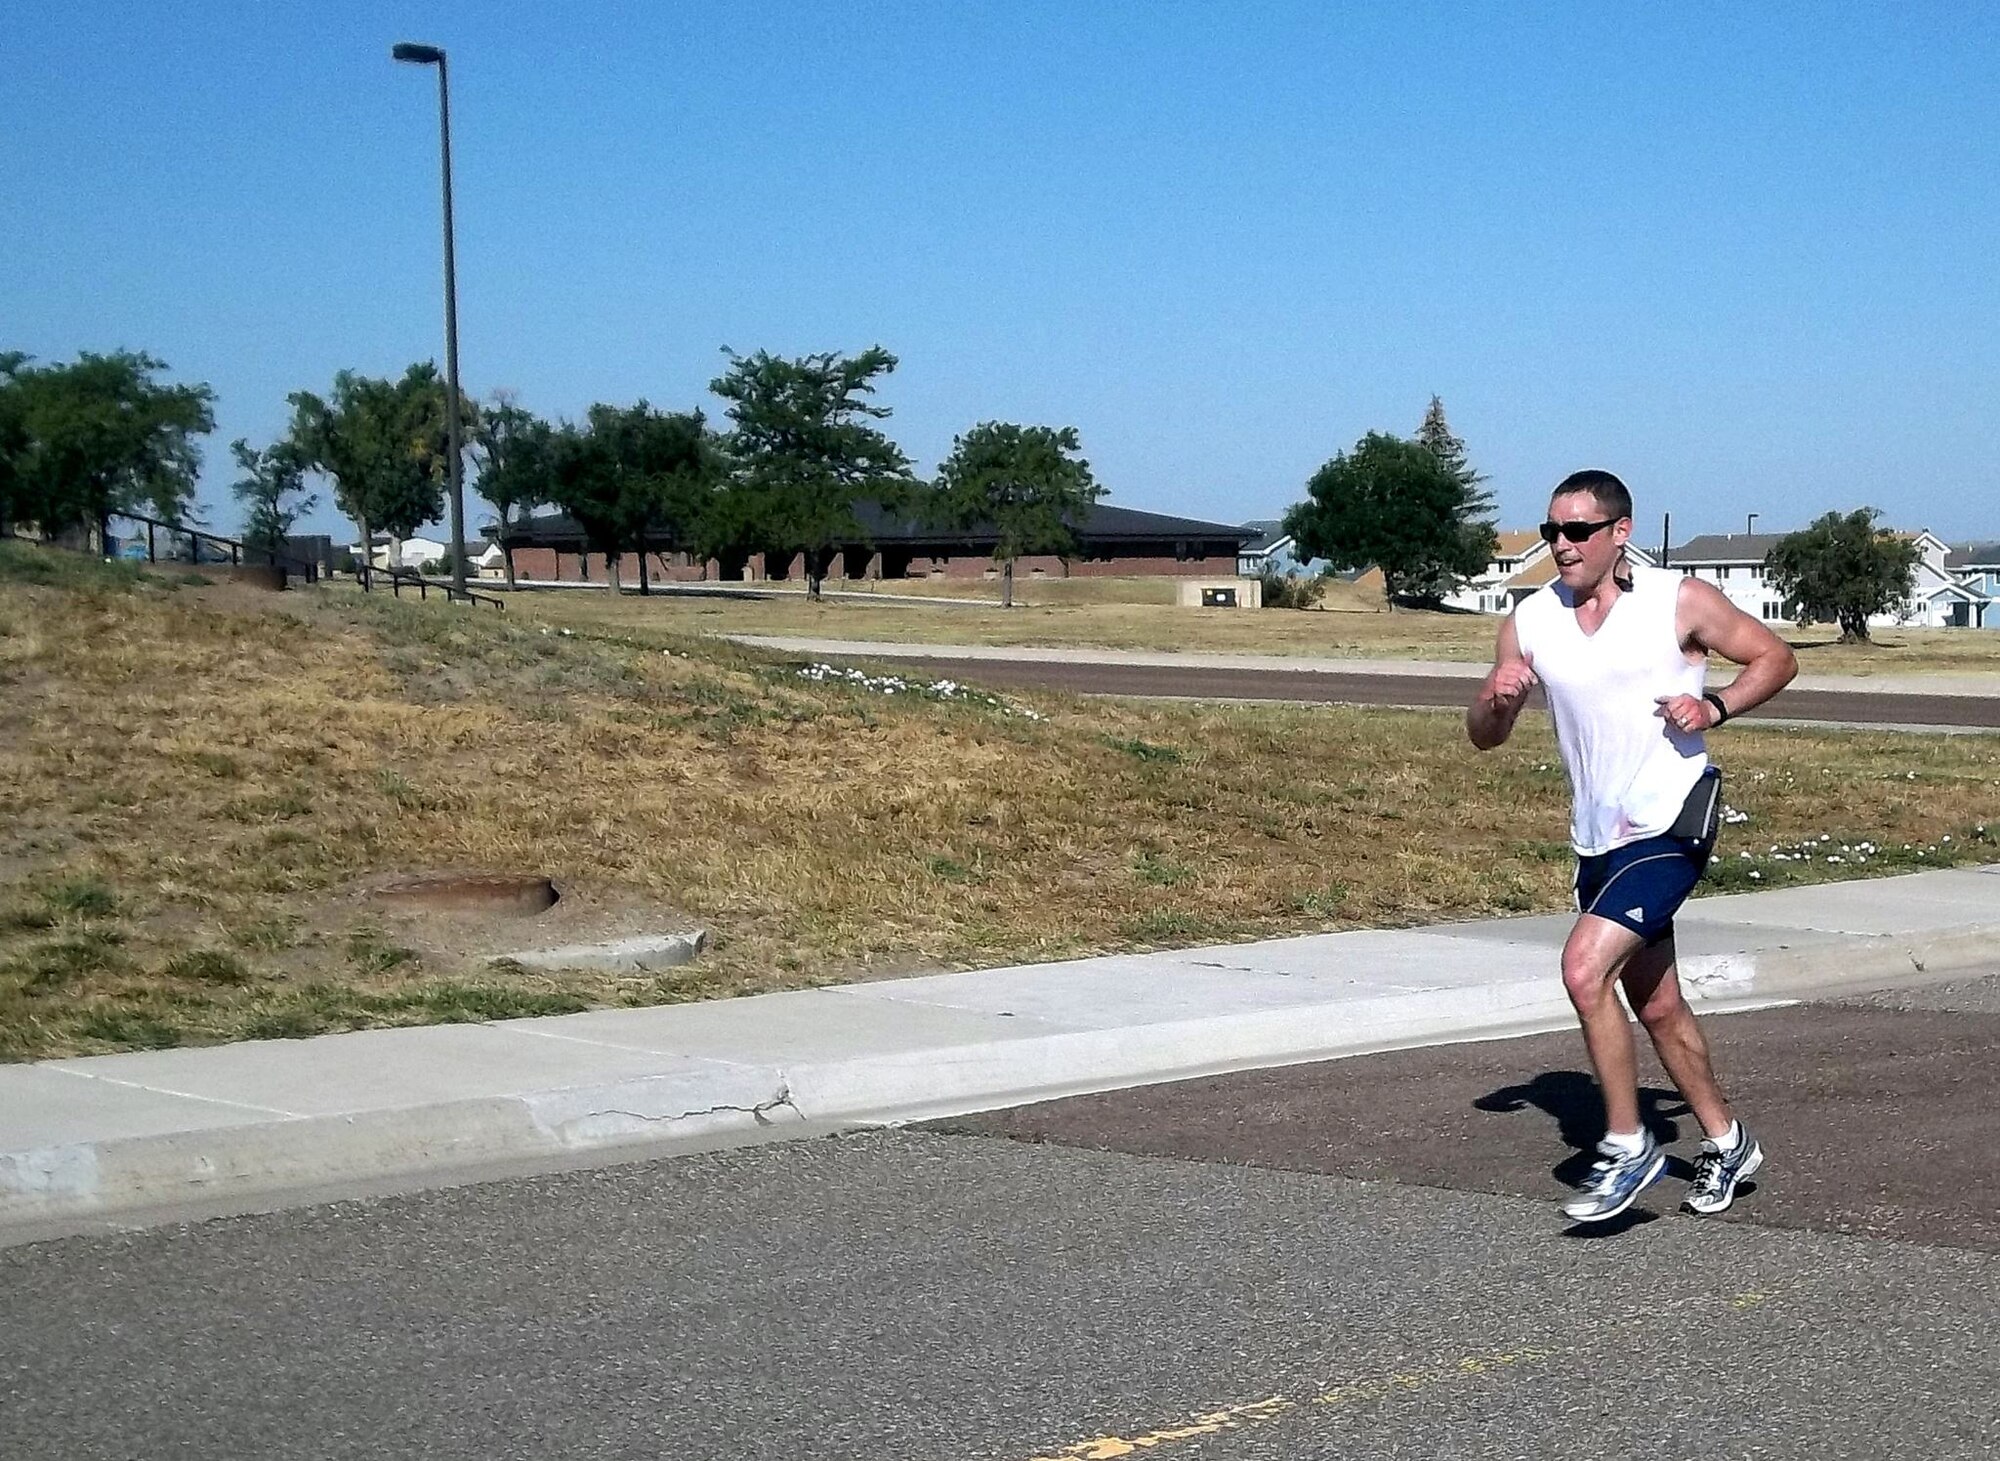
[109,510,320,582]
[352,558,504,609]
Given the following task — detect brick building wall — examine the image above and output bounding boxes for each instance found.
[503,546,1234,583]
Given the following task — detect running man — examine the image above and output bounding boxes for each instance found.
[1467,470,1798,1222]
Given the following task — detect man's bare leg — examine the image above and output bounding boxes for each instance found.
[1619,932,1735,1139]
[1559,914,1648,1135]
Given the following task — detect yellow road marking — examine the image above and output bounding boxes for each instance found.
[1026,1396,1290,1458]
[1023,1348,1552,1460]
[1019,1290,1786,1460]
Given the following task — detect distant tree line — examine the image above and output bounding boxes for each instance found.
[0,345,1927,626]
[0,343,1105,605]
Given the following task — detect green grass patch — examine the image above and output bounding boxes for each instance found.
[3,930,128,992]
[72,1008,183,1050]
[1105,736,1184,764]
[41,874,120,919]
[160,948,256,986]
[346,927,420,976]
[926,854,978,883]
[1119,909,1238,943]
[1290,883,1349,918]
[1131,852,1194,887]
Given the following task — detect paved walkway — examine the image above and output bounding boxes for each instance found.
[729,635,2000,698]
[3,867,1997,1232]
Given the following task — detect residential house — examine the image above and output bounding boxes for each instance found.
[1445,531,1658,614]
[1444,530,1549,614]
[1236,519,1328,578]
[351,534,451,572]
[1947,543,2000,623]
[1671,529,1988,629]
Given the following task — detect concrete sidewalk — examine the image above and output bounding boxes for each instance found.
[4,867,1997,1231]
[728,635,2000,699]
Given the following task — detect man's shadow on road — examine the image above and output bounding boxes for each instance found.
[1474,1071,1700,1237]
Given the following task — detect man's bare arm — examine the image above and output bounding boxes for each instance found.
[1468,614,1537,750]
[1666,578,1798,728]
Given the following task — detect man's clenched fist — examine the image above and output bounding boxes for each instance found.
[1481,659,1539,710]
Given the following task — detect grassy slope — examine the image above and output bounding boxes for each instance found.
[3,539,1996,1060]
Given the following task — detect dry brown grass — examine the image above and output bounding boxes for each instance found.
[3,540,1996,1060]
[507,579,2000,676]
[514,580,1497,660]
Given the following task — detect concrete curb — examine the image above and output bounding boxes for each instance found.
[493,930,709,974]
[5,921,1995,1229]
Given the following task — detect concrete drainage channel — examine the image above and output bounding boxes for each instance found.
[366,872,709,974]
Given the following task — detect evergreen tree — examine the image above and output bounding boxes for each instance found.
[1407,395,1499,603]
[1286,421,1496,608]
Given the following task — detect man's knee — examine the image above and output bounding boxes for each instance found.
[1560,947,1618,1011]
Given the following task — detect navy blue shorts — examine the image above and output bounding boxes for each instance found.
[1574,771,1722,945]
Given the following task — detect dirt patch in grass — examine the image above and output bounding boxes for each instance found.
[3,540,1997,1059]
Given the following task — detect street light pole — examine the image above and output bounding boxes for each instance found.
[393,41,467,598]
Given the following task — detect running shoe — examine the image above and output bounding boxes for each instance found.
[1682,1127,1764,1215]
[1562,1133,1667,1222]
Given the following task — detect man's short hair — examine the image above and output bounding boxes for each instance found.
[1552,469,1632,521]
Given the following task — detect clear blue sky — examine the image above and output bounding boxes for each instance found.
[7,3,1999,544]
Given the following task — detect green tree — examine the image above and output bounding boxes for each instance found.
[229,438,315,558]
[1764,508,1920,643]
[0,350,216,542]
[472,391,555,588]
[547,402,719,594]
[1284,431,1496,607]
[709,346,915,599]
[0,354,26,539]
[286,364,462,569]
[1408,395,1499,603]
[930,422,1102,607]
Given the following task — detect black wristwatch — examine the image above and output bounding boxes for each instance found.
[1703,691,1732,727]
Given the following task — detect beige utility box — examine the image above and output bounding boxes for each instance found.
[1177,577,1263,609]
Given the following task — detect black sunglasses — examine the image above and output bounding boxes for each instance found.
[1539,517,1620,544]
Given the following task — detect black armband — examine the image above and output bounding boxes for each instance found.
[1703,691,1732,727]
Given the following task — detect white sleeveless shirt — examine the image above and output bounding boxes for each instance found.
[1512,560,1709,855]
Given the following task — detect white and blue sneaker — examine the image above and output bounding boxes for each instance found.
[1683,1127,1764,1215]
[1562,1132,1667,1223]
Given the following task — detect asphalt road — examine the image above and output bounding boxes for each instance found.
[882,654,2000,729]
[2,970,1996,1460]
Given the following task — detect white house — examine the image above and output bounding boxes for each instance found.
[1445,531,1659,614]
[351,534,452,571]
[1947,543,2000,627]
[1445,530,1549,614]
[1669,528,1989,629]
[1236,520,1328,578]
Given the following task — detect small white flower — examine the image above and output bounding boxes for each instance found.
[1748,870,1762,880]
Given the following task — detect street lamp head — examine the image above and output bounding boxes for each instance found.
[392,41,445,65]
